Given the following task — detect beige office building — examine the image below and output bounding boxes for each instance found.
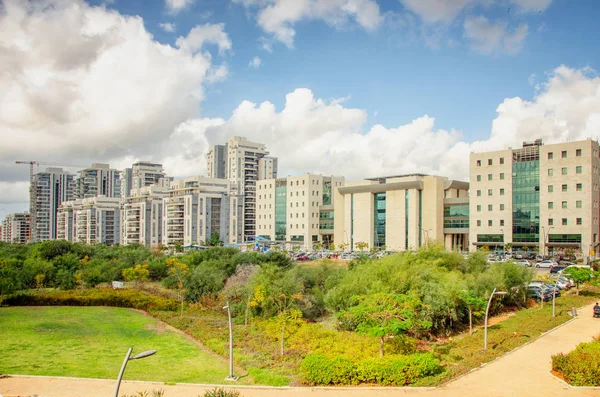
[256,174,344,250]
[333,174,469,252]
[469,138,600,255]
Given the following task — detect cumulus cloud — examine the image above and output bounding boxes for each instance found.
[175,23,232,55]
[464,16,528,55]
[165,0,196,15]
[248,56,262,68]
[159,22,176,33]
[233,0,382,48]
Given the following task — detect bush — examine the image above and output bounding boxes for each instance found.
[301,353,441,386]
[201,387,241,397]
[552,340,600,386]
[4,289,178,311]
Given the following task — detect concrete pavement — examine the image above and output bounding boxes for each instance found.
[2,303,599,397]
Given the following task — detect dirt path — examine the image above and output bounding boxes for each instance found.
[2,303,599,397]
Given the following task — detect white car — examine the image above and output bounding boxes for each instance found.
[535,260,555,268]
[514,259,532,267]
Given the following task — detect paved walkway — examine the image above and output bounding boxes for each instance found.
[2,303,599,397]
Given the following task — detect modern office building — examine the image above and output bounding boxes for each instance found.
[333,174,469,252]
[469,138,600,255]
[207,136,278,242]
[73,196,121,245]
[256,174,345,250]
[33,167,76,241]
[0,212,31,244]
[162,176,240,247]
[122,185,167,247]
[76,163,121,199]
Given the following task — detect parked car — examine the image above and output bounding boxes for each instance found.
[554,276,572,290]
[535,259,555,268]
[527,286,552,302]
[514,259,532,267]
[550,264,568,274]
[543,284,561,297]
[558,264,592,274]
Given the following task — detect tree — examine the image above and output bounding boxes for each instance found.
[166,258,189,317]
[122,264,150,288]
[338,242,349,252]
[340,293,431,357]
[269,292,303,356]
[458,291,487,335]
[564,267,595,295]
[208,231,223,247]
[355,241,368,252]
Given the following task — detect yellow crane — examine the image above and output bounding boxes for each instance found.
[15,160,84,242]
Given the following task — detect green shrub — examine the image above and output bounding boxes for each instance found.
[301,353,441,386]
[552,340,600,386]
[201,387,241,397]
[4,289,178,311]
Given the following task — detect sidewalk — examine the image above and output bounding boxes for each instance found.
[2,303,599,397]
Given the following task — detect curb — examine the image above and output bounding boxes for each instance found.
[548,370,600,390]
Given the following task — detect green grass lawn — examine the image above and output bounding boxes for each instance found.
[0,306,253,385]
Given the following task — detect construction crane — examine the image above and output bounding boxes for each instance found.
[15,161,85,242]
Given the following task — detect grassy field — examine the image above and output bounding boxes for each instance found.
[0,306,253,385]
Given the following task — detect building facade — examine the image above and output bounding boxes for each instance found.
[162,177,240,247]
[122,185,167,247]
[33,167,76,241]
[256,174,345,250]
[333,174,469,252]
[56,201,79,242]
[74,196,121,245]
[469,139,600,255]
[207,136,278,242]
[76,163,121,199]
[0,212,31,244]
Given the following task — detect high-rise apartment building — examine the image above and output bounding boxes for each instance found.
[162,176,240,247]
[122,185,167,247]
[256,174,344,250]
[207,136,278,242]
[0,212,31,244]
[56,201,79,242]
[73,196,121,245]
[120,161,167,198]
[469,138,600,255]
[333,174,469,252]
[76,163,121,199]
[33,167,76,241]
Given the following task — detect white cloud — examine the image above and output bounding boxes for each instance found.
[176,23,232,55]
[464,16,528,55]
[248,56,262,69]
[233,0,382,48]
[159,22,176,33]
[165,0,196,15]
[400,0,476,24]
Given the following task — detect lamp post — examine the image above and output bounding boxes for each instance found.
[114,348,157,397]
[223,302,238,381]
[484,288,508,351]
[552,276,559,318]
[423,229,432,246]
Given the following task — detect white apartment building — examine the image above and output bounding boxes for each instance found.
[256,174,345,250]
[162,177,240,247]
[121,161,168,198]
[333,174,469,252]
[56,201,79,241]
[76,163,121,199]
[122,185,167,247]
[33,167,76,242]
[207,136,278,242]
[0,212,31,244]
[73,196,121,245]
[469,138,600,255]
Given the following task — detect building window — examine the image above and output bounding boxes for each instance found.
[548,152,553,160]
[477,205,482,212]
[477,190,481,197]
[562,218,568,226]
[488,220,493,226]
[548,202,554,209]
[576,166,582,174]
[500,172,505,180]
[577,218,582,225]
[500,204,505,211]
[500,220,504,226]
[477,220,481,226]
[576,149,582,157]
[488,189,493,196]
[562,167,568,175]
[562,184,568,192]
[576,200,582,208]
[488,159,493,165]
[488,204,493,211]
[477,160,481,166]
[500,157,504,164]
[488,174,493,181]
[562,150,567,158]
[577,183,582,191]
[548,169,553,176]
[548,185,553,192]
[500,188,505,195]
[562,201,567,209]
[477,175,481,181]
[548,218,553,226]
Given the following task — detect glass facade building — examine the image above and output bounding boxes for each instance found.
[274,181,287,241]
[512,147,540,243]
[374,193,386,247]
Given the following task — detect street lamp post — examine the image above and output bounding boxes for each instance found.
[114,348,157,397]
[484,288,508,351]
[552,276,559,318]
[223,301,238,381]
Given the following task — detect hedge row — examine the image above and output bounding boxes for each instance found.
[3,289,178,312]
[552,339,600,386]
[301,353,441,386]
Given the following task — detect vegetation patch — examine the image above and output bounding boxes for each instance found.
[552,334,600,386]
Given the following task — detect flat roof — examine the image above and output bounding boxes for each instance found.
[364,173,429,181]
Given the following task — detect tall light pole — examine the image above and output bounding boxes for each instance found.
[552,276,559,318]
[484,288,508,350]
[223,302,238,381]
[114,348,157,397]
